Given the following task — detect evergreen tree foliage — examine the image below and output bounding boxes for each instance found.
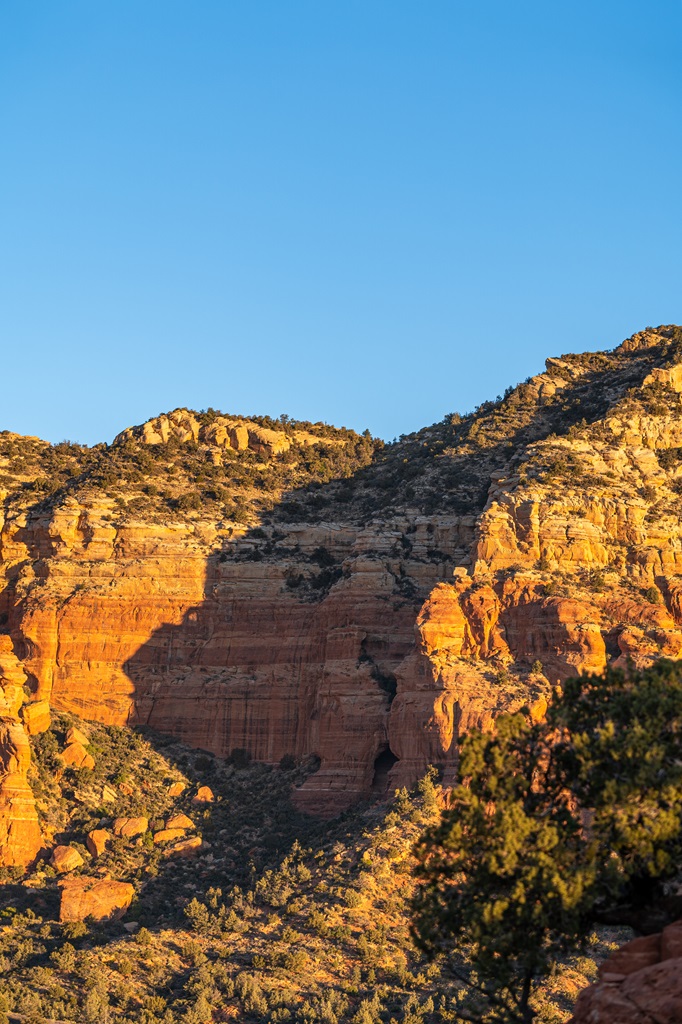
[411,660,682,1023]
[549,659,682,918]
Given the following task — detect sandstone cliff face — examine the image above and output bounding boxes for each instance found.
[3,500,469,815]
[0,636,43,867]
[2,326,682,861]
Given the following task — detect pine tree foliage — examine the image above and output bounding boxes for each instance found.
[411,660,682,1023]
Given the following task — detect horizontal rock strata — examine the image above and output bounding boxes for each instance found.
[3,327,682,862]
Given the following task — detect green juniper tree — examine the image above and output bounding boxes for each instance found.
[549,659,682,930]
[411,660,682,1023]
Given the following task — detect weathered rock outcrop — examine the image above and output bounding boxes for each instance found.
[59,876,135,922]
[114,408,347,457]
[167,836,202,858]
[3,500,468,816]
[571,922,682,1023]
[153,827,186,844]
[86,828,111,858]
[112,817,148,838]
[0,637,42,867]
[51,844,84,873]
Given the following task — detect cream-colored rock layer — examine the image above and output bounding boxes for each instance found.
[114,408,346,457]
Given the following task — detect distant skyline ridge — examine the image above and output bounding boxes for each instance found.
[1,2,680,445]
[3,323,680,449]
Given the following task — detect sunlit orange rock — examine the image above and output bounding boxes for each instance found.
[0,719,42,868]
[165,812,194,830]
[51,844,84,873]
[0,639,42,867]
[153,828,186,844]
[193,786,214,804]
[86,829,112,858]
[66,725,90,747]
[60,741,95,770]
[59,876,135,922]
[22,700,51,736]
[0,773,42,869]
[112,816,148,838]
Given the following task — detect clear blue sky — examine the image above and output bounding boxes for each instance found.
[1,2,680,445]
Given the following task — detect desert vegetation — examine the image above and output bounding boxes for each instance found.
[5,327,682,1021]
[0,706,632,1024]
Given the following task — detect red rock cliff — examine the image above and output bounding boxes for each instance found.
[3,327,682,863]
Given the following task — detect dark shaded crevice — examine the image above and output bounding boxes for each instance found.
[371,748,399,798]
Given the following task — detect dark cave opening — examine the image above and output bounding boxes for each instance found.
[371,747,399,797]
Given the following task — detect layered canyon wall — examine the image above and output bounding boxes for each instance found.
[3,326,682,865]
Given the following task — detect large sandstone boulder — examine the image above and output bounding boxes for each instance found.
[153,828,186,845]
[661,921,682,959]
[86,829,111,857]
[193,786,213,804]
[166,836,202,858]
[112,816,148,838]
[60,741,95,770]
[59,876,135,922]
[598,933,661,978]
[165,812,194,830]
[65,725,90,747]
[51,844,84,873]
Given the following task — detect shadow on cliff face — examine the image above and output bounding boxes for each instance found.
[0,721,381,937]
[98,726,383,931]
[114,339,668,816]
[120,523,419,817]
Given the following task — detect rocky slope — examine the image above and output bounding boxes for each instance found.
[1,720,613,1024]
[2,325,682,866]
